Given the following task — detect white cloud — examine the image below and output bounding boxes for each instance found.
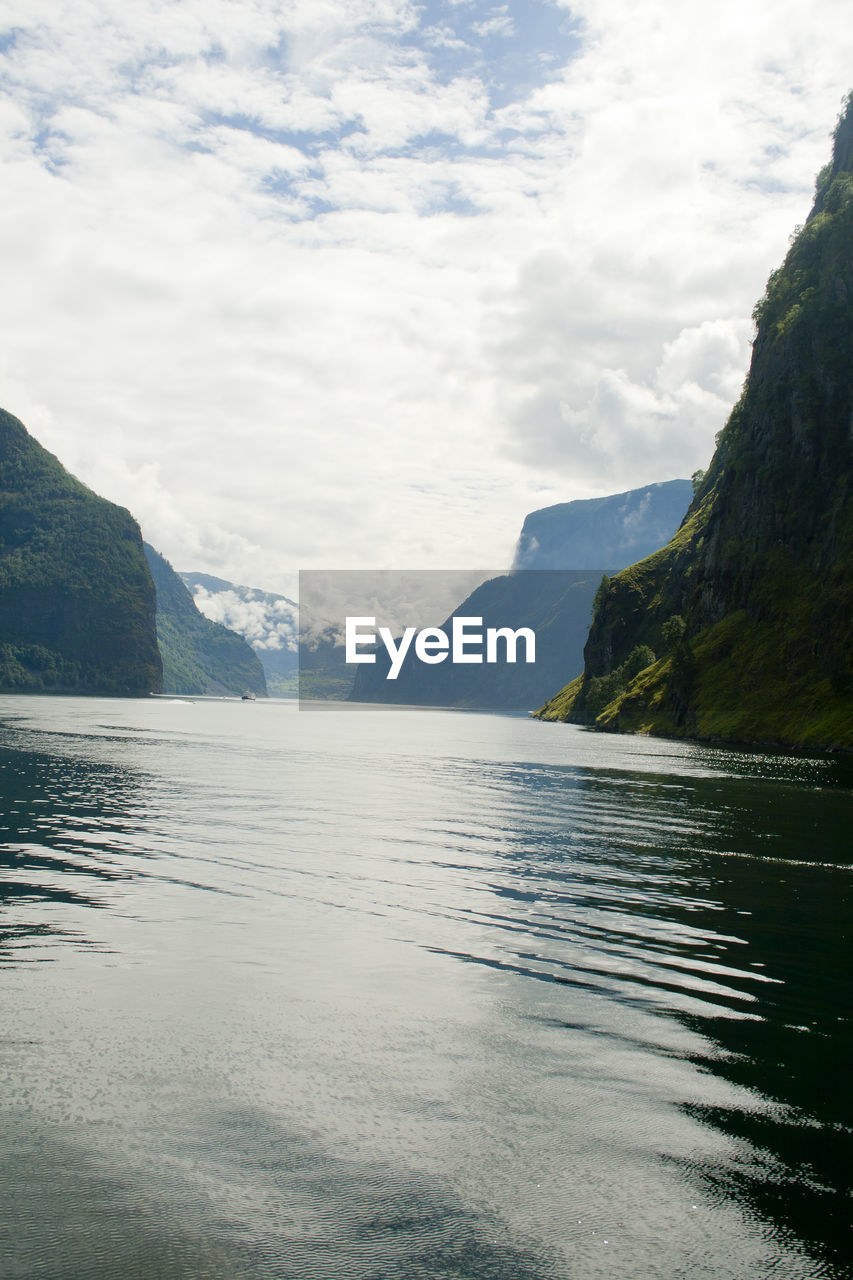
[191,586,299,651]
[422,25,471,53]
[471,12,514,40]
[0,0,850,591]
[657,320,750,402]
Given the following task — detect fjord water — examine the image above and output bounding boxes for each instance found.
[1,697,851,1280]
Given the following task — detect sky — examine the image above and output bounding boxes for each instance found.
[0,0,851,595]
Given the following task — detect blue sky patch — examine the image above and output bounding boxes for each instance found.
[409,0,582,108]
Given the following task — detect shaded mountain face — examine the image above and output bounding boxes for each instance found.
[538,96,853,750]
[514,480,692,570]
[350,570,604,711]
[0,408,162,695]
[179,572,297,695]
[350,482,691,711]
[144,547,267,697]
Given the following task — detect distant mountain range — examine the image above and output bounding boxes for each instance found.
[514,480,692,570]
[351,481,693,710]
[4,407,686,708]
[349,570,603,710]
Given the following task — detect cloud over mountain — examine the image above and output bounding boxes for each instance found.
[1,0,850,587]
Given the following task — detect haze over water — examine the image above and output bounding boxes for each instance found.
[1,696,851,1279]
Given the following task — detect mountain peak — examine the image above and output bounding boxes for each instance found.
[811,92,853,219]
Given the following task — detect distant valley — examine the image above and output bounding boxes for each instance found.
[179,573,298,696]
[351,480,693,711]
[0,102,849,743]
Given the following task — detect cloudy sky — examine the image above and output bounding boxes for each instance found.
[0,0,850,593]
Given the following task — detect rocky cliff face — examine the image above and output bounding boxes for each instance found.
[538,96,853,750]
[349,481,692,711]
[514,480,691,571]
[0,409,162,695]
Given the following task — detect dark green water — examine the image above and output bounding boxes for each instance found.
[1,695,851,1279]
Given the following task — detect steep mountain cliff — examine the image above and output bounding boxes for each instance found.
[350,570,602,710]
[350,481,691,711]
[514,480,692,570]
[0,408,162,695]
[144,547,267,697]
[537,96,853,750]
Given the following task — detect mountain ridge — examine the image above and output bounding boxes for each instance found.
[349,480,693,709]
[514,480,692,571]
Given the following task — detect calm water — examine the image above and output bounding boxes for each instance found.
[1,695,851,1279]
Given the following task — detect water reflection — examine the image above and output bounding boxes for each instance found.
[467,753,853,1278]
[2,1110,560,1280]
[1,699,851,1278]
[0,740,148,960]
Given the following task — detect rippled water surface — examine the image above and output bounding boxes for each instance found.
[1,695,852,1279]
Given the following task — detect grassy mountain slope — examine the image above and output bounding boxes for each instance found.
[537,97,853,750]
[144,546,267,697]
[0,408,162,695]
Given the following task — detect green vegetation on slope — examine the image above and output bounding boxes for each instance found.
[0,408,162,695]
[179,570,298,696]
[537,95,853,750]
[144,545,267,697]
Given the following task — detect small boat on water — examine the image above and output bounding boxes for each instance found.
[241,690,256,701]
